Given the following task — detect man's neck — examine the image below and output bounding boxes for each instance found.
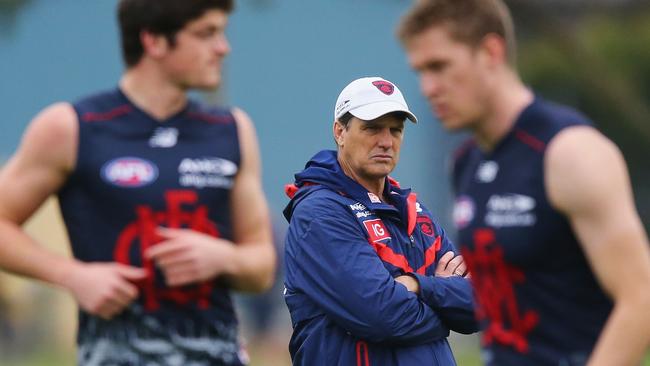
[473,74,534,152]
[338,158,386,202]
[119,67,188,121]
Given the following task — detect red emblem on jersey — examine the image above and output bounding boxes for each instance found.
[363,219,391,242]
[114,190,219,311]
[372,80,394,95]
[462,228,539,353]
[417,215,435,236]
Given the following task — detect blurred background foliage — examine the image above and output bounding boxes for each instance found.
[512,0,650,224]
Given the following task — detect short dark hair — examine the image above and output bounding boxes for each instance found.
[336,111,409,129]
[397,0,517,66]
[336,112,354,129]
[118,0,234,67]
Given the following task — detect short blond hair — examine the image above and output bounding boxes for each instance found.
[397,0,517,66]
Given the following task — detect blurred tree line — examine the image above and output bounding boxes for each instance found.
[508,0,650,227]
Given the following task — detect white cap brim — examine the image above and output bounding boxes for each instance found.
[349,101,418,123]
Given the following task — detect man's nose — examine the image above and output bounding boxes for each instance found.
[420,72,440,99]
[377,128,393,148]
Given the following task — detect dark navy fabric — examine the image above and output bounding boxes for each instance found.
[58,88,246,365]
[284,150,477,366]
[452,97,612,366]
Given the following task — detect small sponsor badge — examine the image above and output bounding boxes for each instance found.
[363,219,391,242]
[476,160,499,183]
[453,195,475,229]
[149,127,178,148]
[367,192,381,203]
[101,157,158,188]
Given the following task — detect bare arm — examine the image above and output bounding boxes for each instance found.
[225,108,276,292]
[0,103,79,284]
[0,103,146,319]
[546,126,650,366]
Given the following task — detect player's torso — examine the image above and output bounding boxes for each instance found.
[452,99,611,365]
[59,89,247,365]
[62,89,238,262]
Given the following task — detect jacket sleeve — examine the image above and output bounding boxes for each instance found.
[411,225,479,334]
[286,200,450,345]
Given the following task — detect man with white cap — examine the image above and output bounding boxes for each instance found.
[282,77,477,366]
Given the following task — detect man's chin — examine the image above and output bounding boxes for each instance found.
[191,75,221,91]
[367,165,394,179]
[195,82,220,91]
[439,118,466,131]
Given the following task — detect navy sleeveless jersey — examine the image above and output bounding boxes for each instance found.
[58,88,247,365]
[452,98,612,366]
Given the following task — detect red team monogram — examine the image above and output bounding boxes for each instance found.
[462,228,539,353]
[114,190,219,311]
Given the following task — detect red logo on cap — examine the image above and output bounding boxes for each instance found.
[372,81,394,95]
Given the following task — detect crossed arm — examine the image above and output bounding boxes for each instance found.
[286,202,476,344]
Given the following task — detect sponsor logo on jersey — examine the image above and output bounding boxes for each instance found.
[485,193,536,227]
[476,160,499,183]
[178,157,238,189]
[349,203,367,211]
[350,203,372,218]
[148,127,178,148]
[363,219,391,242]
[101,157,158,187]
[356,211,372,218]
[453,195,475,229]
[367,192,381,203]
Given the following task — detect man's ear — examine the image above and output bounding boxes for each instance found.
[333,120,345,147]
[140,30,170,59]
[478,33,508,69]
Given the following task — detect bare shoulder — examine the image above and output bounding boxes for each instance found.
[545,125,627,215]
[231,107,256,137]
[22,102,78,169]
[231,107,260,171]
[0,102,78,222]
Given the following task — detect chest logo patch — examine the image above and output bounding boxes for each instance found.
[363,219,391,242]
[476,160,499,183]
[149,127,178,148]
[417,216,435,237]
[101,157,158,188]
[453,195,475,230]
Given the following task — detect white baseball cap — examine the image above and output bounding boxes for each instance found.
[334,76,417,123]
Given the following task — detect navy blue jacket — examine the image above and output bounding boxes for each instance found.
[283,150,477,366]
